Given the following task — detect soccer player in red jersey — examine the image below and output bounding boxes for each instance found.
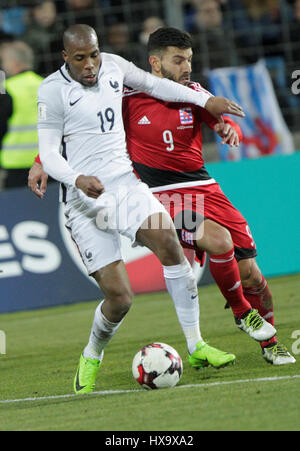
[121,27,295,365]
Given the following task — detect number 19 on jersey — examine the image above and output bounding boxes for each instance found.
[98,108,115,133]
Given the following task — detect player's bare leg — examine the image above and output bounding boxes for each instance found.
[136,212,202,356]
[135,212,184,265]
[195,219,276,341]
[92,260,133,323]
[239,258,295,365]
[84,260,133,357]
[136,212,236,369]
[74,260,133,394]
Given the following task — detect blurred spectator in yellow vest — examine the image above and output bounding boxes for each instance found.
[0,41,43,189]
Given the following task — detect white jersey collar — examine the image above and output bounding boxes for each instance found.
[59,63,103,86]
[59,64,73,84]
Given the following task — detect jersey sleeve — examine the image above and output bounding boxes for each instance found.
[196,109,243,141]
[37,80,64,131]
[39,128,80,187]
[223,116,243,141]
[37,82,80,187]
[35,154,41,164]
[195,107,219,130]
[108,53,212,108]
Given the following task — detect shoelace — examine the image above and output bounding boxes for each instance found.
[246,310,263,330]
[270,344,289,356]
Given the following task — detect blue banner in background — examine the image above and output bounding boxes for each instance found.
[208,60,295,160]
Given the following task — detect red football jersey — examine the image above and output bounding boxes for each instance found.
[122,82,242,189]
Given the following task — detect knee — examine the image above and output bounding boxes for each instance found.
[156,230,183,265]
[205,224,233,255]
[216,227,233,253]
[103,284,133,317]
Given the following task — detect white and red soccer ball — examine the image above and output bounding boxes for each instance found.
[132,342,183,389]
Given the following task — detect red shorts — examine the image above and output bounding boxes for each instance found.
[154,183,257,266]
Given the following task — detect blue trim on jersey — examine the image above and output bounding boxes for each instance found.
[61,137,67,203]
[59,67,71,83]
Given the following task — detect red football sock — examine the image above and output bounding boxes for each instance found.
[209,248,252,318]
[243,275,277,347]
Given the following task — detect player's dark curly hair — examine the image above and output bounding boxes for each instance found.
[147,27,193,55]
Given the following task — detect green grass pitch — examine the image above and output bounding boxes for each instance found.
[0,274,299,431]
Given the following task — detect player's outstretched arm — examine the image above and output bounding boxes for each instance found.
[114,54,245,121]
[28,160,48,199]
[205,97,245,122]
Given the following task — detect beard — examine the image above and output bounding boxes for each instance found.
[161,65,190,85]
[161,65,177,82]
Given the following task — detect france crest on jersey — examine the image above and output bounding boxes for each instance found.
[179,107,193,125]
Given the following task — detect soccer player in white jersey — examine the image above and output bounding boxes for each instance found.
[33,24,275,394]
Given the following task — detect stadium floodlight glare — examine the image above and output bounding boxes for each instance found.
[0,71,6,95]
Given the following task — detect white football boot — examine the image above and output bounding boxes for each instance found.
[235,309,276,341]
[262,343,296,365]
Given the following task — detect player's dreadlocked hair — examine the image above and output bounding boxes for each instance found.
[147,27,193,56]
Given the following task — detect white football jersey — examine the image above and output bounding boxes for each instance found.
[37,53,212,202]
[38,54,136,201]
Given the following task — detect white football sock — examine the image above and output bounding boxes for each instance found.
[163,258,202,354]
[83,300,124,360]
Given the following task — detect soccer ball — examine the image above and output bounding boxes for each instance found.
[132,342,183,389]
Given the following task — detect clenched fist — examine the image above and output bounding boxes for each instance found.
[75,175,105,198]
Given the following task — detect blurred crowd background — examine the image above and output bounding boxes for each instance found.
[0,0,299,164]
